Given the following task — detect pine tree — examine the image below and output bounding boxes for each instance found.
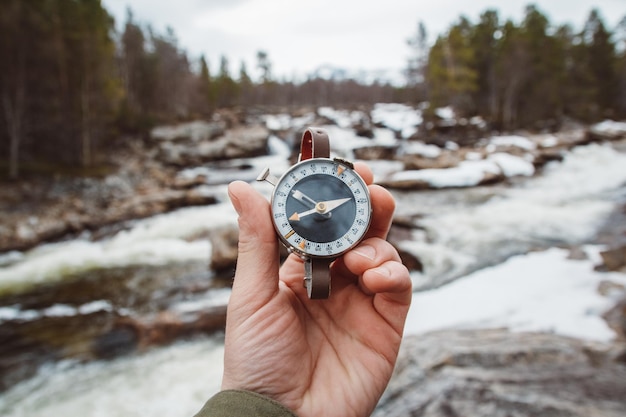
[426,17,478,114]
[584,9,617,118]
[406,21,429,102]
[469,10,500,122]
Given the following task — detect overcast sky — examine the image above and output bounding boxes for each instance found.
[101,0,625,81]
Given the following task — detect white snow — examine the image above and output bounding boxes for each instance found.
[389,151,535,189]
[488,152,535,177]
[590,120,626,136]
[400,141,442,159]
[0,300,115,324]
[396,143,626,288]
[371,103,422,138]
[489,135,537,150]
[391,159,501,188]
[263,113,291,131]
[405,247,626,342]
[435,106,455,120]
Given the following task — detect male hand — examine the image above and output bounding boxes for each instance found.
[222,162,412,417]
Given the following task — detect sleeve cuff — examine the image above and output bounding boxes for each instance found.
[194,390,299,417]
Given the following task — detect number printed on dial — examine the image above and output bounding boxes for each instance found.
[271,158,372,258]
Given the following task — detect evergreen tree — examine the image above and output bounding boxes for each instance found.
[193,55,214,116]
[583,9,617,118]
[469,10,500,122]
[406,21,429,102]
[495,20,529,129]
[238,61,253,106]
[215,55,237,108]
[0,0,28,179]
[616,16,626,117]
[516,5,565,128]
[426,17,477,114]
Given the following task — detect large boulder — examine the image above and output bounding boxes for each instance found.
[373,329,626,417]
[150,120,225,142]
[158,125,270,165]
[587,121,626,142]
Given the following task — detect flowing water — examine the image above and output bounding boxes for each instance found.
[1,127,625,416]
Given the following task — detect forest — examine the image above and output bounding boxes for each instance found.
[1,0,625,180]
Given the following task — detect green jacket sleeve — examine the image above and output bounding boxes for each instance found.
[194,390,299,417]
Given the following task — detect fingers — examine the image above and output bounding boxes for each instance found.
[335,238,412,303]
[228,181,281,311]
[366,184,396,240]
[354,161,374,185]
[333,237,412,333]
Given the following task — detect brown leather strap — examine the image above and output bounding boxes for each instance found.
[299,128,330,161]
[299,128,332,299]
[304,258,332,299]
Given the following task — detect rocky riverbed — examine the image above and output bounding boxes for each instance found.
[1,104,626,416]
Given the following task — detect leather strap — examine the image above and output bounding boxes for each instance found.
[299,128,330,161]
[299,128,332,299]
[304,258,332,299]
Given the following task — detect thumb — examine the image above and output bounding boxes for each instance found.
[227,181,281,311]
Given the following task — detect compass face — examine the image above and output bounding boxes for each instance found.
[270,158,372,258]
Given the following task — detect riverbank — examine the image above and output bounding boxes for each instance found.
[1,105,626,415]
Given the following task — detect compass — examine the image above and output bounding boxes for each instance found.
[257,128,372,299]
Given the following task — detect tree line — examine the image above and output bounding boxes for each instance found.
[1,1,625,180]
[408,5,626,130]
[0,1,401,179]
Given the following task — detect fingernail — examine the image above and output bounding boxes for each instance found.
[354,244,376,260]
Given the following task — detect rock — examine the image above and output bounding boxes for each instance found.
[150,120,225,142]
[374,329,626,417]
[209,224,239,272]
[601,283,626,342]
[171,175,208,190]
[604,296,626,342]
[532,147,565,167]
[596,245,626,272]
[354,124,375,139]
[353,145,398,160]
[105,304,228,349]
[92,322,139,359]
[587,121,626,142]
[379,162,505,190]
[158,125,270,165]
[353,115,375,138]
[0,187,219,253]
[221,126,270,159]
[397,248,423,272]
[598,280,626,297]
[401,152,461,171]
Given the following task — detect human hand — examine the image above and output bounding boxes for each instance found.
[222,162,412,417]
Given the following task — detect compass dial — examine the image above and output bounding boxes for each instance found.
[270,158,372,258]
